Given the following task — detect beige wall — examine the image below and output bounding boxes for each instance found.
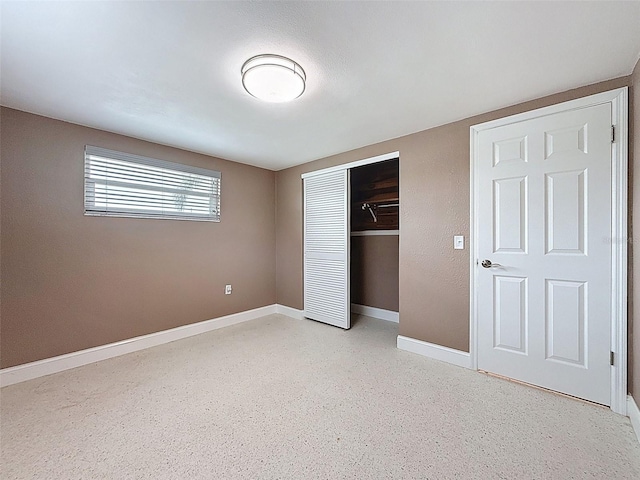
[276,77,630,352]
[631,57,640,400]
[2,72,636,392]
[351,236,399,312]
[0,108,276,368]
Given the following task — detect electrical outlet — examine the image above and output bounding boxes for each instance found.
[225,284,232,295]
[454,235,464,250]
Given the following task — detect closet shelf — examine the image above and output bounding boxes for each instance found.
[351,230,399,237]
[355,196,399,204]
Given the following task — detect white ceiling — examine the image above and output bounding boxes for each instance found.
[2,2,639,171]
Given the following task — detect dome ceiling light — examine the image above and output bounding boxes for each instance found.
[241,54,306,103]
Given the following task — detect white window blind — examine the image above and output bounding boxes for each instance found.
[84,146,221,222]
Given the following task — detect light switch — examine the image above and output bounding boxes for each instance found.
[454,235,464,250]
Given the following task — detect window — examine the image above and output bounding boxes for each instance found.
[84,146,220,222]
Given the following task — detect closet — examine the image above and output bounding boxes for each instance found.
[350,158,399,321]
[302,154,399,329]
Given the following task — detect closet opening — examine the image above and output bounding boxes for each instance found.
[350,158,399,328]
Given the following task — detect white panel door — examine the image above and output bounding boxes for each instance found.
[303,170,350,329]
[477,103,612,405]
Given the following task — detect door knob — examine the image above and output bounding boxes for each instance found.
[481,259,502,268]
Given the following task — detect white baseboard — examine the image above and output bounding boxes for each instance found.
[628,395,640,444]
[351,304,399,323]
[276,304,304,320]
[397,335,471,369]
[0,304,278,388]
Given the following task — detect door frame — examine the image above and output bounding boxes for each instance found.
[469,87,628,415]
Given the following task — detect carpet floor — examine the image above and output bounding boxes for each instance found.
[1,314,639,479]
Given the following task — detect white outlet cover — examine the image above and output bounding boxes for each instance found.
[454,236,464,250]
[225,285,232,294]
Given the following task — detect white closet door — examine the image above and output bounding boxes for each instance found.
[303,170,351,329]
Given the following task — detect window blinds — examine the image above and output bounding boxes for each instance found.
[84,146,221,222]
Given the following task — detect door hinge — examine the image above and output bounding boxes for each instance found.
[610,351,615,366]
[611,125,615,143]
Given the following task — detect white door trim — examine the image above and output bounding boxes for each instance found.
[469,87,628,415]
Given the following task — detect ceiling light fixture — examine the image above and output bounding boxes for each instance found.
[241,54,306,103]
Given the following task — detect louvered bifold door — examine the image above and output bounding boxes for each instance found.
[303,170,351,329]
